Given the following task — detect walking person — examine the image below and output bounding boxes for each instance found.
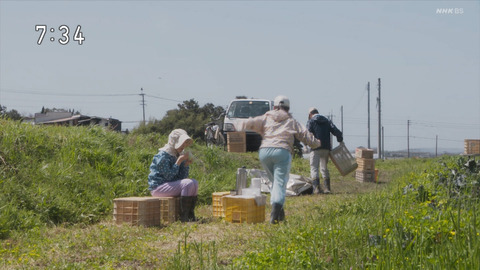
[239,96,321,224]
[148,129,198,222]
[306,107,343,194]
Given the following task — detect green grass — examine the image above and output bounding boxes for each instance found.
[1,118,479,269]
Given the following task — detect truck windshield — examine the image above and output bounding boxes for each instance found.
[226,101,271,119]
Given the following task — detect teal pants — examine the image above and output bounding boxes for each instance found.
[259,147,292,205]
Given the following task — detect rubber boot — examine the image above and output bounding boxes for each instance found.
[270,203,284,224]
[188,196,197,221]
[279,207,285,222]
[323,178,331,194]
[180,196,197,222]
[312,178,322,194]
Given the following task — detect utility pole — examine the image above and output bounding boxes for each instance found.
[407,120,410,158]
[377,78,381,159]
[382,126,385,160]
[140,88,146,124]
[367,82,371,149]
[341,105,344,133]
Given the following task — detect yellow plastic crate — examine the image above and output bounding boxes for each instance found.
[158,197,180,224]
[113,197,161,226]
[223,196,266,224]
[212,192,231,218]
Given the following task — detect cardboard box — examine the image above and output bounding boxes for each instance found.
[113,197,161,226]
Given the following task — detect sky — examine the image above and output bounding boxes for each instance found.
[1,0,479,153]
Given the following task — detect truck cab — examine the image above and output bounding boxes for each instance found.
[223,98,273,151]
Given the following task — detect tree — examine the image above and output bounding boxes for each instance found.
[0,105,23,121]
[133,99,225,141]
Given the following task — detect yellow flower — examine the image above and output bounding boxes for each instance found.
[385,228,390,233]
[450,231,456,236]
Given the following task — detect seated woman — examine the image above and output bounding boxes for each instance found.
[148,129,198,222]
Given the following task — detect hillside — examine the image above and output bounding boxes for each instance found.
[1,118,479,269]
[0,118,256,238]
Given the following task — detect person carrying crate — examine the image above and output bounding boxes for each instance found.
[306,107,343,194]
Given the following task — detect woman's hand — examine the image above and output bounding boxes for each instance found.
[176,152,189,165]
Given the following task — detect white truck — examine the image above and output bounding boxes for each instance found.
[223,98,273,151]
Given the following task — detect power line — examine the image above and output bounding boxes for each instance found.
[145,94,182,103]
[1,89,137,97]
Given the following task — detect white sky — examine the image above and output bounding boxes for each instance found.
[1,1,479,152]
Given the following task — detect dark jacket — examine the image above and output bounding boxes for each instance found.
[306,114,343,150]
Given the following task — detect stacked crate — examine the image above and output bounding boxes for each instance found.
[113,197,161,226]
[464,139,480,155]
[212,191,231,218]
[158,197,180,224]
[227,131,246,153]
[113,197,181,226]
[355,148,376,182]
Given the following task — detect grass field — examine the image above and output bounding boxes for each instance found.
[1,119,479,269]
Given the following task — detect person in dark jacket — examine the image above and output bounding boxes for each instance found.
[306,107,343,194]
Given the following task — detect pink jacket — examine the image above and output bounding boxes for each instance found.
[240,109,321,154]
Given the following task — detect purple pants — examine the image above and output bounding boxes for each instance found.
[150,178,198,197]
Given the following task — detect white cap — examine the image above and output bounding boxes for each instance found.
[274,95,290,108]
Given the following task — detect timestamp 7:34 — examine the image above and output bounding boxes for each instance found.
[35,25,85,45]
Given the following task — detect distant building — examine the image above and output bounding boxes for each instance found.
[34,112,121,131]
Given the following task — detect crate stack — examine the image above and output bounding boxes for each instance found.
[159,197,180,224]
[227,131,246,153]
[113,196,180,227]
[355,148,376,183]
[464,139,480,155]
[113,197,161,227]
